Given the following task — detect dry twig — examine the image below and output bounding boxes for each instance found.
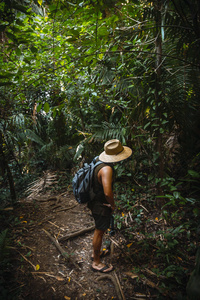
[113,271,126,300]
[19,252,37,270]
[42,228,80,269]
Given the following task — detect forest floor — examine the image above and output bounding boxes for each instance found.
[1,172,190,300]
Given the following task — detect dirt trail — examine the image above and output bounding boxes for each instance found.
[10,192,137,300]
[2,171,190,299]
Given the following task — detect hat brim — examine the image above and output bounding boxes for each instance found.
[99,146,132,163]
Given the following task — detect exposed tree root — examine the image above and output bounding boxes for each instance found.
[55,204,78,213]
[97,271,126,300]
[58,225,95,242]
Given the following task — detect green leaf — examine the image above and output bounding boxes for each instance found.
[0,72,15,79]
[30,46,38,53]
[37,103,42,113]
[188,170,200,178]
[111,45,118,52]
[160,128,165,133]
[44,102,50,113]
[25,129,45,146]
[16,47,21,56]
[144,122,150,129]
[185,198,196,204]
[6,32,16,41]
[98,26,108,36]
[173,191,180,199]
[193,208,199,216]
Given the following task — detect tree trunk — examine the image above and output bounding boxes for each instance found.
[154,0,164,206]
[0,132,16,205]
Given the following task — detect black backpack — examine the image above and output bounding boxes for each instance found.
[72,156,103,204]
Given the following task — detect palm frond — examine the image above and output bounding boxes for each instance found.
[93,122,129,144]
[25,129,45,146]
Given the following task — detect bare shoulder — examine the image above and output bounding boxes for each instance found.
[98,165,113,185]
[100,165,113,173]
[99,165,113,177]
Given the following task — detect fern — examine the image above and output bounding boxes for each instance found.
[92,121,129,144]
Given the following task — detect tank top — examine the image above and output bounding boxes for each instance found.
[87,162,113,216]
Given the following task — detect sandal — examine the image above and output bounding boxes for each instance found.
[91,264,114,273]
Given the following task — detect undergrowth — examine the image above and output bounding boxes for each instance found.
[113,173,200,299]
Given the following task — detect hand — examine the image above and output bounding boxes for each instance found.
[103,203,115,213]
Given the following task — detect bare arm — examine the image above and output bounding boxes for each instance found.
[98,166,115,210]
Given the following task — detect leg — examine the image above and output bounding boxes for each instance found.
[91,213,114,273]
[93,228,105,265]
[92,228,114,273]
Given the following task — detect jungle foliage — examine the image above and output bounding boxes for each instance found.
[0,0,200,298]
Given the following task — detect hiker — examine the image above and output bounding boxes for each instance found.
[88,139,132,273]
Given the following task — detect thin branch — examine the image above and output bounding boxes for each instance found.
[19,252,37,270]
[42,228,80,269]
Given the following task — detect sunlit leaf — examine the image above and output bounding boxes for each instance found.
[44,102,50,113]
[37,103,42,113]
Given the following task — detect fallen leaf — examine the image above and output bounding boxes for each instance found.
[35,264,40,271]
[64,296,71,300]
[145,278,157,288]
[135,293,146,297]
[127,243,133,248]
[56,276,64,281]
[3,207,13,211]
[124,272,138,279]
[177,256,182,261]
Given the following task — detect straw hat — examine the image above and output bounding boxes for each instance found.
[99,139,132,163]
